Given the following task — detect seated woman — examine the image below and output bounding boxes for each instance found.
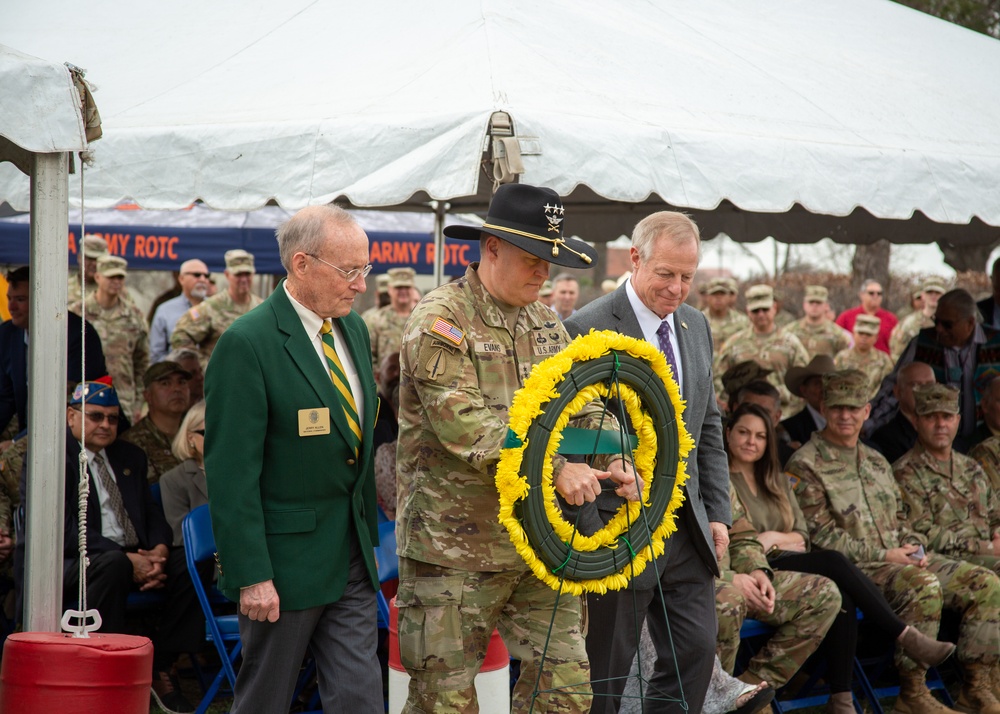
[160,400,207,546]
[724,402,955,713]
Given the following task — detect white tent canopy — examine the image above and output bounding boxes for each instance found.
[2,0,1000,245]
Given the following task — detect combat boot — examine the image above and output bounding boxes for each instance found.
[893,671,961,714]
[898,626,957,668]
[956,663,1000,714]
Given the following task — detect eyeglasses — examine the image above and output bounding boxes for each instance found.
[865,290,883,296]
[192,428,205,436]
[308,254,373,282]
[182,271,210,279]
[71,407,119,426]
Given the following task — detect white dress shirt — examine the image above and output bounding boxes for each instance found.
[84,446,128,546]
[284,283,364,426]
[625,279,684,394]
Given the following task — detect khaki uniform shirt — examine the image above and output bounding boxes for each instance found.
[69,295,149,420]
[893,443,1000,557]
[170,290,263,367]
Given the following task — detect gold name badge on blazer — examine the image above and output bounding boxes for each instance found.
[298,407,331,436]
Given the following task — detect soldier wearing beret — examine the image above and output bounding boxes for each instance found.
[366,266,418,370]
[170,249,263,367]
[784,285,852,362]
[70,255,150,421]
[833,313,894,401]
[889,278,947,361]
[787,370,1000,713]
[893,384,1000,576]
[714,284,809,415]
[395,184,638,713]
[119,361,192,484]
[702,277,749,356]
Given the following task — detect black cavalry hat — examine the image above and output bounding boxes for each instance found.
[444,183,598,270]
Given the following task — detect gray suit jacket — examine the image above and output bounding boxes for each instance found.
[565,284,731,586]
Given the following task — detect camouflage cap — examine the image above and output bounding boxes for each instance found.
[143,360,193,388]
[600,279,617,294]
[913,383,960,416]
[721,360,773,397]
[388,267,416,288]
[224,249,255,274]
[539,280,554,297]
[854,314,881,335]
[375,274,391,293]
[785,355,836,396]
[81,234,109,259]
[745,284,774,311]
[921,277,947,294]
[821,369,870,408]
[804,285,828,302]
[705,277,730,295]
[912,288,924,301]
[96,254,127,278]
[724,277,739,294]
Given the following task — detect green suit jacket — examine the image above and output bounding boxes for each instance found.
[204,281,379,610]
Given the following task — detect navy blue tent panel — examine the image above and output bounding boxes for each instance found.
[0,223,478,276]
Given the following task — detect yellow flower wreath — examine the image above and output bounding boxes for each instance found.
[496,329,694,595]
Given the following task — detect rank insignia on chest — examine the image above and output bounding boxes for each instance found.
[431,317,464,346]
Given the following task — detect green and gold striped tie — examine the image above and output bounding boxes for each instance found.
[320,321,361,456]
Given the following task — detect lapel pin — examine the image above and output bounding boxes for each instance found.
[681,322,688,330]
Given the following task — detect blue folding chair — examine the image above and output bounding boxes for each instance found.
[182,505,242,714]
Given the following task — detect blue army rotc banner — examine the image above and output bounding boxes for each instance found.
[0,222,479,276]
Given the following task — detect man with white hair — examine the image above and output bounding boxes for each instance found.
[149,259,211,363]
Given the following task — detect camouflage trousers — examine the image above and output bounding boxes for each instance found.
[396,557,590,714]
[860,553,1000,673]
[716,571,840,689]
[962,553,1000,578]
[714,579,747,673]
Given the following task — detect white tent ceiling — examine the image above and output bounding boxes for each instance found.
[2,0,1000,245]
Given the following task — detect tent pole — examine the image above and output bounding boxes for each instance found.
[432,200,450,287]
[23,151,70,633]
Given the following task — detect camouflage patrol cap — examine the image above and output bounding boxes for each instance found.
[911,288,923,301]
[705,277,730,295]
[913,383,960,416]
[724,277,739,294]
[921,277,947,294]
[721,360,773,397]
[804,285,828,302]
[539,280,553,297]
[143,360,193,388]
[375,274,390,293]
[96,254,127,278]
[854,314,881,335]
[600,279,617,294]
[745,284,774,311]
[821,369,870,408]
[388,267,416,288]
[81,234,109,259]
[224,249,256,274]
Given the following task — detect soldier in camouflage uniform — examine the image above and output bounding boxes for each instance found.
[395,185,639,714]
[715,284,809,414]
[360,273,391,328]
[69,255,149,421]
[120,361,192,484]
[702,277,750,356]
[893,384,1000,577]
[971,435,1000,493]
[715,487,840,685]
[889,278,946,361]
[67,234,107,305]
[783,286,852,361]
[366,267,418,370]
[170,249,263,367]
[787,369,1000,714]
[833,313,893,401]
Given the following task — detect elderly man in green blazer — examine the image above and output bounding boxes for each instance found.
[205,205,382,713]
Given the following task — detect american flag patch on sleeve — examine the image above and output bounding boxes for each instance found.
[431,318,465,346]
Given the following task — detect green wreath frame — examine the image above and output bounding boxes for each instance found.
[496,330,694,595]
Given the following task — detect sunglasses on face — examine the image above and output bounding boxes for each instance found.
[71,407,119,426]
[866,290,883,296]
[183,272,210,279]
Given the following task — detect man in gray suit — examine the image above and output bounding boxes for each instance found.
[565,211,732,713]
